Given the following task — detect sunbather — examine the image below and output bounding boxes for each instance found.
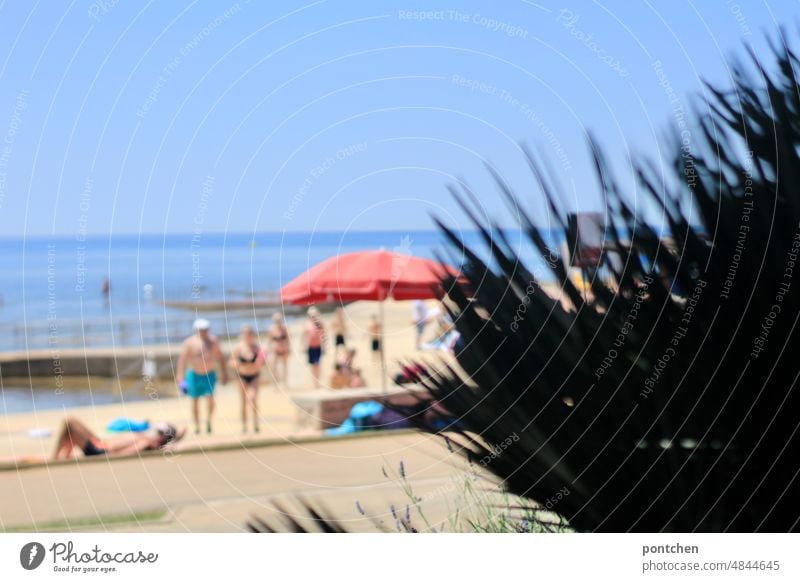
[52,417,185,460]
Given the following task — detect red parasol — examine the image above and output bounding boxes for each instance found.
[280,250,462,390]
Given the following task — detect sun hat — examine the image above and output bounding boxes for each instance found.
[193,318,211,331]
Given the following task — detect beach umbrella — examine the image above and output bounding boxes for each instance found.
[280,249,461,390]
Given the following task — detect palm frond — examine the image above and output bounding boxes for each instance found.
[424,40,800,532]
[249,36,800,533]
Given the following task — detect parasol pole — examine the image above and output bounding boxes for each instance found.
[379,297,387,393]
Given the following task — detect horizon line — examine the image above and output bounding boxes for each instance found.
[0,226,540,241]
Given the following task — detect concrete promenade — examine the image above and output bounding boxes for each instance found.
[0,431,482,532]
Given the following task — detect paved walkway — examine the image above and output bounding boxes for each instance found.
[0,431,487,532]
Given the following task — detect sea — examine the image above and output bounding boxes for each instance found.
[0,228,563,412]
[0,229,563,349]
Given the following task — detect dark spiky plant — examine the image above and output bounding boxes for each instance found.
[251,39,800,532]
[428,39,800,533]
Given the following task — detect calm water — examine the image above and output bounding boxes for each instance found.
[0,229,560,350]
[0,228,562,413]
[0,384,151,415]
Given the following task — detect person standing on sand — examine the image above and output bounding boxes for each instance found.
[369,314,382,363]
[412,300,428,349]
[331,306,347,353]
[303,307,326,388]
[268,313,290,388]
[230,325,266,434]
[177,318,229,434]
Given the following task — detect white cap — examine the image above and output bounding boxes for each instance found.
[193,318,211,331]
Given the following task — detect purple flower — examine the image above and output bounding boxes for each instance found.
[355,501,365,516]
[390,504,398,519]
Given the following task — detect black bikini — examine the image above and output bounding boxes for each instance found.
[238,346,260,385]
[83,440,107,456]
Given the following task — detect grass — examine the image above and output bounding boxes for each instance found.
[361,457,573,533]
[2,508,168,532]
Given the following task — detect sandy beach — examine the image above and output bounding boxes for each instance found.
[0,298,478,532]
[0,299,447,462]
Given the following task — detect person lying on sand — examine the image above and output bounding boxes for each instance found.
[52,417,185,460]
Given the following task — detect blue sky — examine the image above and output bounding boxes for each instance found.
[0,0,789,236]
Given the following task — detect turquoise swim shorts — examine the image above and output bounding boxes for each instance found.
[186,369,217,398]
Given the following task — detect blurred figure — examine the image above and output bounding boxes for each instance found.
[331,306,347,352]
[411,300,428,349]
[142,351,158,382]
[349,368,366,388]
[421,308,460,354]
[52,417,184,460]
[303,306,325,388]
[101,277,111,307]
[368,314,382,363]
[268,313,290,388]
[331,348,359,389]
[329,363,349,389]
[177,318,230,434]
[230,325,266,433]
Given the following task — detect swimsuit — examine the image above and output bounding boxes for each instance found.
[307,321,324,364]
[238,351,258,364]
[237,346,260,385]
[335,334,346,346]
[371,339,381,352]
[239,373,259,385]
[271,331,289,355]
[83,440,107,457]
[185,369,217,398]
[307,346,322,365]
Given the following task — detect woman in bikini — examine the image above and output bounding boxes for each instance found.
[230,325,266,433]
[52,417,185,460]
[268,313,290,388]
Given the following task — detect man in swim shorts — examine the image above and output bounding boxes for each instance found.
[177,318,230,434]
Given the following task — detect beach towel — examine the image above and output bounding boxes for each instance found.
[106,418,150,433]
[324,401,416,436]
[325,401,384,436]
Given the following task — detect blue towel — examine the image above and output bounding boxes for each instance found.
[325,401,384,436]
[106,418,150,433]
